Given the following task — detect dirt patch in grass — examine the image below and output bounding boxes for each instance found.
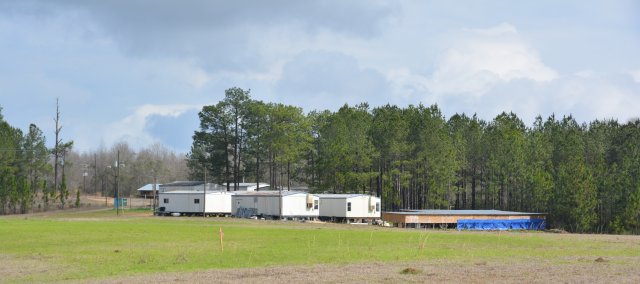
[0,254,59,281]
[400,267,422,275]
[90,257,640,284]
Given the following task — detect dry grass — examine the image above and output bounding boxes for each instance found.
[89,258,640,284]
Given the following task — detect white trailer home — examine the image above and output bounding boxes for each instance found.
[318,194,381,222]
[158,190,233,216]
[231,191,320,220]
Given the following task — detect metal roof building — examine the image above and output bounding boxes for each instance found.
[135,183,163,198]
[382,209,546,230]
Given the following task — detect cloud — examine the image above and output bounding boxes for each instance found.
[146,109,200,153]
[555,74,640,122]
[32,0,398,74]
[105,104,201,151]
[467,22,518,36]
[630,69,640,83]
[275,51,391,111]
[427,23,558,97]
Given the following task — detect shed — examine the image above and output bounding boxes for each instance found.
[158,190,233,216]
[136,183,162,198]
[382,210,546,230]
[231,191,319,219]
[317,194,381,222]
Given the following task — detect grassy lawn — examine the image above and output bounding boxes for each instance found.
[1,209,639,282]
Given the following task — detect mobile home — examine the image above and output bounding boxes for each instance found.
[158,190,233,216]
[231,191,319,219]
[318,194,381,222]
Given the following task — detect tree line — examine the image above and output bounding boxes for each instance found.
[0,104,189,214]
[190,88,640,234]
[0,103,72,213]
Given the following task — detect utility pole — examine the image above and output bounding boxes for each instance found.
[203,164,207,218]
[203,151,210,218]
[82,166,87,195]
[152,176,157,215]
[115,150,120,215]
[94,154,97,195]
[109,150,124,216]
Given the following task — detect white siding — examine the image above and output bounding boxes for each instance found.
[160,191,233,214]
[346,196,380,218]
[232,192,319,218]
[319,195,381,219]
[319,198,347,217]
[282,194,319,217]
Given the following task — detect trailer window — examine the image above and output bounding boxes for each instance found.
[163,198,169,204]
[314,200,319,210]
[194,199,200,204]
[376,202,380,212]
[347,202,351,212]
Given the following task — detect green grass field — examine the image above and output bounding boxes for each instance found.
[1,209,639,282]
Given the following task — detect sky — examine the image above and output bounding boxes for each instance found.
[1,0,639,154]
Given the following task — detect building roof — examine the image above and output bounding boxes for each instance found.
[233,190,315,197]
[136,184,163,192]
[388,210,545,216]
[160,181,269,189]
[316,194,378,199]
[159,190,232,195]
[160,181,204,187]
[235,182,270,187]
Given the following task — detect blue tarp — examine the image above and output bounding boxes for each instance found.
[457,219,546,231]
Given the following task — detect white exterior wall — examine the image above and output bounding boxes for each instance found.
[205,192,233,213]
[160,192,233,214]
[281,194,319,217]
[319,195,381,219]
[232,193,319,217]
[346,196,381,218]
[319,198,347,217]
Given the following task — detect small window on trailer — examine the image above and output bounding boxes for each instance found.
[194,199,200,204]
[347,202,351,212]
[313,200,319,210]
[376,202,380,212]
[163,198,169,204]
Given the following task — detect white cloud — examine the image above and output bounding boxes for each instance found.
[427,23,557,97]
[275,51,391,110]
[557,75,640,122]
[466,22,518,36]
[105,104,201,149]
[575,69,598,78]
[630,69,640,83]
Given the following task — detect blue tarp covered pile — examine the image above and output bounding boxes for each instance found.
[457,219,546,231]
